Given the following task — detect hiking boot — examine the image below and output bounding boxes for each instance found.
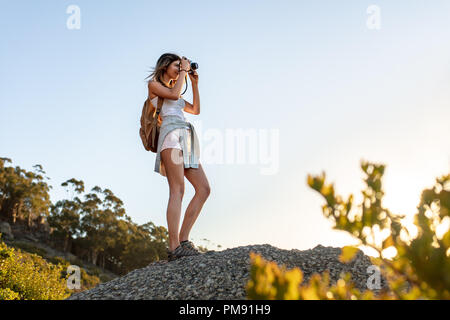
[167,244,199,261]
[180,240,202,255]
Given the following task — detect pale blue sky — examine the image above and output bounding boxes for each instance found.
[1,1,449,255]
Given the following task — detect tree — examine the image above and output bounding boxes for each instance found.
[0,157,52,227]
[47,179,85,252]
[79,186,125,266]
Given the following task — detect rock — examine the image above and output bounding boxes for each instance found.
[0,221,14,240]
[65,244,395,300]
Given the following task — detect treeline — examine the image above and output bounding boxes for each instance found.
[0,157,169,275]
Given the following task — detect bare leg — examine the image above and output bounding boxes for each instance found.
[179,164,211,242]
[161,147,185,251]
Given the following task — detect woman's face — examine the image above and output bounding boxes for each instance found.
[165,60,181,80]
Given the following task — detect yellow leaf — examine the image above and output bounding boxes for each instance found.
[441,229,450,247]
[339,246,359,263]
[382,235,395,249]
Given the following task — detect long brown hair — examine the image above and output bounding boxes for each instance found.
[145,53,181,88]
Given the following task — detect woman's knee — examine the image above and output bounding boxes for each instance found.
[169,184,185,199]
[198,183,211,199]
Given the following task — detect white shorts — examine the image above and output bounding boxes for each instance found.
[160,128,191,153]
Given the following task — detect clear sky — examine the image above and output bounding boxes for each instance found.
[1,0,449,256]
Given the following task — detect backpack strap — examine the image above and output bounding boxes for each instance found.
[148,96,164,120]
[150,96,164,146]
[156,96,164,115]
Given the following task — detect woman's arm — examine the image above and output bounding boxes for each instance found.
[148,71,187,100]
[183,73,200,115]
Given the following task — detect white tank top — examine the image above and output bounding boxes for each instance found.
[151,96,186,121]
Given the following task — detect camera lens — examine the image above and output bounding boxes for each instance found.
[190,62,198,70]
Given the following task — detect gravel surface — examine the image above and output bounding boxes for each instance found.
[67,244,391,300]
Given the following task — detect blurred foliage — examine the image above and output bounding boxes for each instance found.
[247,160,450,300]
[247,251,377,300]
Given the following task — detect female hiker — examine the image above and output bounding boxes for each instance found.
[146,53,211,261]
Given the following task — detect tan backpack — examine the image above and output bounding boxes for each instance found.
[139,96,164,152]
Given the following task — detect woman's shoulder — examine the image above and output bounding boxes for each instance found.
[148,80,158,100]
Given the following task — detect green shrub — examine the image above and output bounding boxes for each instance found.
[0,237,71,300]
[79,268,101,290]
[47,256,101,292]
[11,241,48,257]
[48,256,69,266]
[0,287,20,300]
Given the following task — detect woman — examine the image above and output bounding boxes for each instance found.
[146,53,211,261]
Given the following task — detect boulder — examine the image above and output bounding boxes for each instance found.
[67,244,393,300]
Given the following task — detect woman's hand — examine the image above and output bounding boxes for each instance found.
[188,70,199,85]
[180,57,191,72]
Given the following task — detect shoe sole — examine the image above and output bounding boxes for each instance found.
[180,243,202,255]
[167,248,199,261]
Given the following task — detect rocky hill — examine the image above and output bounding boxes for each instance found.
[67,243,392,300]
